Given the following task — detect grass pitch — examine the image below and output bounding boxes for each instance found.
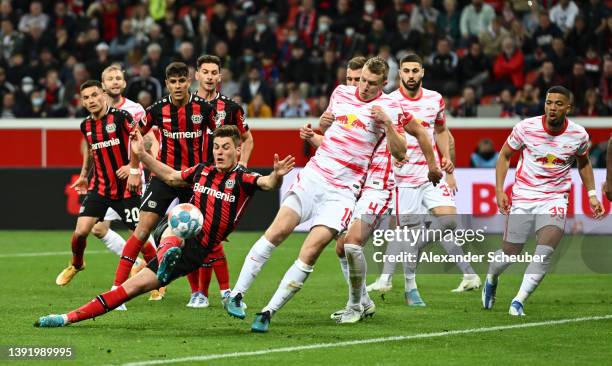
[1,231,611,365]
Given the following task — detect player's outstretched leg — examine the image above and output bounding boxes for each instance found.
[226,206,300,319]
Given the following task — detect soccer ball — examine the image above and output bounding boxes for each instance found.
[168,203,204,239]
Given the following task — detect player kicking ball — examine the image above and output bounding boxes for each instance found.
[483,86,604,316]
[35,126,294,327]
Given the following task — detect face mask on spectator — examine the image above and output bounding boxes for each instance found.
[318,22,329,33]
[255,23,267,33]
[244,55,254,63]
[365,4,375,14]
[288,34,298,43]
[22,83,34,94]
[345,28,355,37]
[32,97,44,106]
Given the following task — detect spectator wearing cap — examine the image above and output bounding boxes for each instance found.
[0,19,24,61]
[426,38,459,96]
[437,0,461,45]
[493,37,525,92]
[410,0,440,33]
[479,16,509,58]
[567,61,594,110]
[471,139,499,168]
[390,14,421,55]
[126,64,162,101]
[85,42,111,83]
[458,41,489,97]
[549,0,579,34]
[460,0,495,44]
[18,1,48,33]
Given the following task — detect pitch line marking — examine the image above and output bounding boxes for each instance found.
[121,314,612,366]
[0,250,112,258]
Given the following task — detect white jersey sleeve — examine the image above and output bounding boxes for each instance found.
[118,97,146,123]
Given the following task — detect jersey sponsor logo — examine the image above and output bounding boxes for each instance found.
[193,182,236,202]
[225,179,235,188]
[105,123,116,133]
[91,137,121,150]
[535,153,566,166]
[337,114,367,131]
[86,132,92,136]
[215,111,226,127]
[162,129,203,139]
[191,114,202,124]
[162,117,172,123]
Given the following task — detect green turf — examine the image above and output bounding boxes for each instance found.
[1,231,611,365]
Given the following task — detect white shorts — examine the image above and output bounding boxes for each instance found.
[504,197,568,244]
[351,188,394,226]
[282,169,356,233]
[393,181,455,226]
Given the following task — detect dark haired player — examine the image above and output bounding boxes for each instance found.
[111,62,217,290]
[483,85,603,316]
[35,126,295,327]
[55,80,142,286]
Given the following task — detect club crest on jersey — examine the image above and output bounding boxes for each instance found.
[191,114,202,124]
[105,123,116,133]
[215,111,226,127]
[535,153,566,167]
[225,179,235,189]
[337,114,367,131]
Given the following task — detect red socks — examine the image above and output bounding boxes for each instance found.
[113,235,145,286]
[186,271,199,293]
[67,286,129,323]
[71,233,87,269]
[156,236,182,263]
[141,241,157,263]
[211,257,230,292]
[198,266,213,296]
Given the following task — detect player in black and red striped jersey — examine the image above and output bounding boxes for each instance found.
[112,62,217,289]
[55,80,141,286]
[182,55,256,308]
[35,126,295,328]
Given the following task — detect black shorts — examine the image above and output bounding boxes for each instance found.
[79,192,140,230]
[140,176,193,215]
[147,239,212,284]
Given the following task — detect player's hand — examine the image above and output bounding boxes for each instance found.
[393,157,408,168]
[427,167,443,186]
[273,154,295,177]
[116,165,130,179]
[129,129,145,157]
[496,190,510,215]
[446,173,458,194]
[589,196,604,219]
[299,124,315,140]
[70,175,88,195]
[319,111,334,130]
[127,173,141,193]
[603,181,612,201]
[371,106,392,126]
[440,156,454,174]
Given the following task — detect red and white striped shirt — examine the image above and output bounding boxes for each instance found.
[306,85,407,193]
[507,115,590,203]
[390,87,445,187]
[116,96,145,123]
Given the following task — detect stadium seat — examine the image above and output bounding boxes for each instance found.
[480,95,495,105]
[526,70,539,85]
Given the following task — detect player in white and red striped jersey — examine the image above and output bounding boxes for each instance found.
[483,86,603,316]
[225,57,441,332]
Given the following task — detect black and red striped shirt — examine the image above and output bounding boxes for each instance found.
[203,93,248,163]
[181,163,259,247]
[140,94,216,171]
[80,107,135,199]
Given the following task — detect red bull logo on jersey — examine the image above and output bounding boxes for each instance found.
[535,153,566,167]
[337,114,367,131]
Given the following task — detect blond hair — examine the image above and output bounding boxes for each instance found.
[364,56,389,81]
[101,63,125,81]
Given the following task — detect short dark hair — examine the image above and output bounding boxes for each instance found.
[212,125,241,147]
[80,79,103,92]
[399,54,424,67]
[347,56,366,71]
[165,62,189,79]
[197,54,221,70]
[547,85,572,100]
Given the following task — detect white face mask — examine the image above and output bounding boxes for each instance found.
[345,28,355,37]
[32,97,44,106]
[22,84,34,94]
[288,34,298,43]
[255,23,267,33]
[365,3,375,14]
[318,22,329,33]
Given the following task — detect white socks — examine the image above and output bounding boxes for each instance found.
[101,229,126,256]
[263,259,313,314]
[514,245,555,304]
[487,249,514,284]
[231,236,276,297]
[344,244,367,308]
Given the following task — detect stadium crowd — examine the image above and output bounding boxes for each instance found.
[0,0,610,119]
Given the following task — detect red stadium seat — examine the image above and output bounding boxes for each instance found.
[526,70,539,85]
[480,95,495,105]
[451,96,461,109]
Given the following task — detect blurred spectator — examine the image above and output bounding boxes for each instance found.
[174,41,196,65]
[220,68,240,100]
[130,3,154,45]
[284,45,313,97]
[143,43,166,84]
[1,19,24,61]
[313,49,338,96]
[500,2,516,30]
[7,53,30,85]
[498,88,516,117]
[600,58,612,111]
[86,1,120,42]
[260,55,280,84]
[18,1,48,33]
[584,46,603,86]
[50,2,76,35]
[598,15,612,55]
[86,42,111,81]
[583,0,609,34]
[290,0,317,39]
[24,24,51,65]
[410,0,440,33]
[452,86,478,117]
[231,94,248,114]
[458,41,489,97]
[311,95,329,117]
[390,14,421,56]
[366,19,388,55]
[126,64,162,101]
[277,87,311,117]
[534,61,563,101]
[567,61,594,110]
[0,0,18,26]
[509,19,529,55]
[460,0,495,42]
[565,15,593,57]
[43,70,67,117]
[515,84,542,117]
[311,15,338,58]
[380,45,398,93]
[549,0,579,34]
[221,19,240,58]
[547,37,575,77]
[358,0,379,35]
[25,89,46,117]
[426,38,459,96]
[522,5,540,36]
[247,93,273,117]
[437,0,461,45]
[63,63,89,116]
[479,16,509,58]
[589,139,609,168]
[531,12,563,55]
[240,67,274,106]
[579,88,608,116]
[169,23,189,56]
[247,15,277,57]
[137,90,153,109]
[338,25,367,60]
[331,0,355,34]
[55,27,75,63]
[493,37,525,92]
[0,67,15,97]
[470,138,498,168]
[181,7,205,39]
[1,91,16,117]
[109,20,137,63]
[210,3,230,38]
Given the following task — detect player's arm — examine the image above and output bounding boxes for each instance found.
[300,123,324,148]
[72,139,93,195]
[604,137,612,201]
[239,130,254,167]
[495,143,515,215]
[143,130,159,157]
[403,117,443,184]
[434,123,454,173]
[444,131,458,193]
[318,111,334,134]
[130,130,188,188]
[371,106,406,161]
[256,154,296,191]
[577,153,604,218]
